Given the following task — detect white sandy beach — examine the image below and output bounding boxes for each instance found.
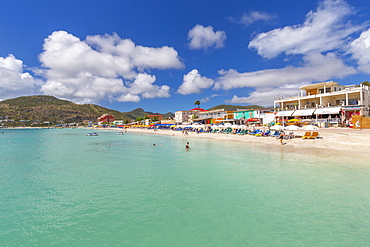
[106,127,370,161]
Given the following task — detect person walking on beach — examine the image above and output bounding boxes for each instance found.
[185,142,190,151]
[279,131,285,145]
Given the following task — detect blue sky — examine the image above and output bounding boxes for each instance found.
[1,0,370,113]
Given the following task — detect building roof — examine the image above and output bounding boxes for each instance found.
[190,108,206,111]
[299,81,338,90]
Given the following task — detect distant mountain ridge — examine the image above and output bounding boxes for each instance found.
[0,95,173,123]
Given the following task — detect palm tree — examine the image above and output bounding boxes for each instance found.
[194,100,201,108]
[361,81,370,86]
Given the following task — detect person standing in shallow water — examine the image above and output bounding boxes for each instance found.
[185,142,190,151]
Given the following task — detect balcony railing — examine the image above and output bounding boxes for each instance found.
[274,85,367,102]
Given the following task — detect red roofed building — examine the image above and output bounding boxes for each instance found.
[190,107,206,112]
[175,108,207,124]
[98,113,115,124]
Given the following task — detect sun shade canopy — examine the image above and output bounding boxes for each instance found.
[275,110,294,116]
[314,107,342,115]
[293,109,315,116]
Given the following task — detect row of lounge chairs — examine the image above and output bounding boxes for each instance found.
[302,132,319,139]
[175,127,320,139]
[211,128,286,138]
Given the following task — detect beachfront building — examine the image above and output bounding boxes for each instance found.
[233,109,274,125]
[174,110,191,124]
[174,108,206,124]
[196,109,235,124]
[146,115,163,121]
[113,120,125,125]
[258,112,275,125]
[161,119,176,125]
[274,81,370,126]
[98,113,115,124]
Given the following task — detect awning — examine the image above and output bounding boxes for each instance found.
[247,118,259,122]
[314,107,342,115]
[293,109,315,116]
[342,106,361,111]
[275,110,294,116]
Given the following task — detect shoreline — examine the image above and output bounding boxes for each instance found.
[5,126,369,163]
[99,127,370,163]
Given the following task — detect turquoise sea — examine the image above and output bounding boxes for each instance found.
[1,128,370,246]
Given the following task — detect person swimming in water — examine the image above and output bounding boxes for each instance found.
[185,142,190,151]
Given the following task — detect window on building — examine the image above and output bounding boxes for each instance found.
[348,98,359,105]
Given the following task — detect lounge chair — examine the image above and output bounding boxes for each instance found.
[237,129,248,135]
[249,129,261,135]
[308,132,319,139]
[255,132,262,137]
[262,130,271,137]
[270,130,280,138]
[302,132,312,139]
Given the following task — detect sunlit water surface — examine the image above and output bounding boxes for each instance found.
[1,128,369,246]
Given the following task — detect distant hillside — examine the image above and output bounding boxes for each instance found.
[125,108,174,120]
[207,104,266,111]
[0,95,173,123]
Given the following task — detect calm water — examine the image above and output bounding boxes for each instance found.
[1,128,370,246]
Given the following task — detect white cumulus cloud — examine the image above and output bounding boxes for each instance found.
[0,54,40,100]
[227,84,304,107]
[216,52,356,106]
[214,52,356,91]
[350,28,370,73]
[177,69,214,95]
[230,10,277,26]
[39,31,182,103]
[122,73,170,100]
[188,25,226,50]
[248,0,362,59]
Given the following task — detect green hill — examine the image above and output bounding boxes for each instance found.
[0,96,264,126]
[0,95,174,124]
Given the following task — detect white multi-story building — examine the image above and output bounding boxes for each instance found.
[174,108,205,124]
[274,81,370,124]
[174,111,190,124]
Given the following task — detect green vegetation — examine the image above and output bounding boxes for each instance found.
[361,81,370,86]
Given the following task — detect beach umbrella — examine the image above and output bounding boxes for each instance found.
[270,125,284,130]
[285,125,300,130]
[247,118,259,122]
[302,125,319,130]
